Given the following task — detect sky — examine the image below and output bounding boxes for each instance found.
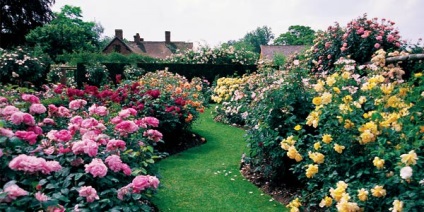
[51,0,424,48]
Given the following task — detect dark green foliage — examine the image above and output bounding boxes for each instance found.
[1,0,55,48]
[26,5,103,62]
[273,25,315,45]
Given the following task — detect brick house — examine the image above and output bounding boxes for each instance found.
[259,45,307,60]
[102,29,193,59]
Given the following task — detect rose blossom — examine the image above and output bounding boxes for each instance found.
[131,175,150,192]
[85,158,108,178]
[70,116,83,125]
[121,164,132,176]
[110,116,123,124]
[140,117,160,128]
[69,99,87,110]
[400,166,413,179]
[117,184,132,200]
[0,96,8,103]
[3,184,28,202]
[54,130,72,142]
[57,106,71,118]
[35,191,49,202]
[115,120,139,135]
[15,130,38,145]
[42,118,56,125]
[105,155,124,172]
[81,118,99,129]
[1,105,19,117]
[88,104,109,116]
[118,108,137,119]
[28,126,43,135]
[106,139,126,151]
[21,94,40,104]
[143,129,163,142]
[72,139,98,157]
[9,154,62,174]
[46,205,65,212]
[0,127,14,137]
[78,186,99,203]
[48,104,58,116]
[29,103,47,114]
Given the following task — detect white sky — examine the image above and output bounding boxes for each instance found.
[52,0,424,48]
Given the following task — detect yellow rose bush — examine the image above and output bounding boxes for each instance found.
[283,56,424,211]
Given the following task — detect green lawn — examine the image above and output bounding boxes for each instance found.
[152,107,288,211]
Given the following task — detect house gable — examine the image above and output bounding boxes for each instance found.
[103,37,134,55]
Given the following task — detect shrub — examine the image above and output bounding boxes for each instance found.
[0,47,51,88]
[284,56,424,211]
[0,91,162,211]
[307,14,404,73]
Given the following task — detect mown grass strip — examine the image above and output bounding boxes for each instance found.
[152,107,288,211]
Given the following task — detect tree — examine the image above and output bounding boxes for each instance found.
[242,26,274,53]
[26,5,103,62]
[1,0,55,48]
[273,25,315,45]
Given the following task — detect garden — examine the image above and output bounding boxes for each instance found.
[1,5,424,212]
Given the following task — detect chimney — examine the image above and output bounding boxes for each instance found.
[134,33,141,44]
[115,29,123,40]
[165,31,171,43]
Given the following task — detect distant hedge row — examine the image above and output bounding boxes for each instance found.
[76,63,259,87]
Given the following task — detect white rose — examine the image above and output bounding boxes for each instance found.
[400,166,413,179]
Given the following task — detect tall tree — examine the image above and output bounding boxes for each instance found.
[26,5,103,62]
[1,0,55,48]
[242,26,274,53]
[273,25,315,45]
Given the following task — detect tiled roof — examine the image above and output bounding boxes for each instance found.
[126,41,193,59]
[260,45,306,60]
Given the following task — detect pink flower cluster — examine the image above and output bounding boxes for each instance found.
[72,139,99,157]
[47,129,72,142]
[69,99,87,110]
[115,120,139,135]
[9,154,62,174]
[22,94,40,104]
[29,103,47,114]
[35,191,50,202]
[105,155,131,175]
[0,127,14,137]
[137,117,160,128]
[143,129,163,142]
[10,111,35,126]
[1,184,28,202]
[106,139,126,151]
[88,104,108,116]
[117,175,160,200]
[118,108,137,118]
[85,158,108,178]
[79,186,99,202]
[48,105,71,118]
[15,130,38,145]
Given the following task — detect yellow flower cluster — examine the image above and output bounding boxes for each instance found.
[326,181,360,211]
[305,164,319,178]
[286,198,302,212]
[358,121,379,144]
[211,76,248,103]
[373,157,385,169]
[308,151,325,164]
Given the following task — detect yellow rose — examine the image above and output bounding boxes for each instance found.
[314,142,321,150]
[400,150,418,166]
[319,196,333,208]
[312,97,322,106]
[322,134,333,144]
[308,151,325,164]
[357,188,369,201]
[333,87,341,94]
[294,125,302,131]
[371,185,386,197]
[391,200,404,212]
[305,164,319,178]
[334,144,345,154]
[373,157,385,169]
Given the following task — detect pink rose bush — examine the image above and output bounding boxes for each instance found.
[0,92,164,211]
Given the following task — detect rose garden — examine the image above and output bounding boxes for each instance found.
[1,8,423,212]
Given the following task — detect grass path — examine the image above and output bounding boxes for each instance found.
[152,107,287,211]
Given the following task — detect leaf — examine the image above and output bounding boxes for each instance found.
[74,173,84,181]
[46,183,57,189]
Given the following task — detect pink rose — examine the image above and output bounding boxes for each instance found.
[69,99,87,110]
[70,116,83,125]
[143,129,163,142]
[54,130,72,142]
[131,175,150,193]
[118,108,137,119]
[9,154,61,174]
[15,130,38,145]
[35,191,49,202]
[0,96,8,103]
[47,130,58,140]
[79,186,99,203]
[57,106,71,118]
[110,116,123,124]
[81,118,99,129]
[140,117,159,128]
[105,155,123,172]
[115,120,139,135]
[1,105,19,117]
[10,111,24,125]
[374,43,381,49]
[148,175,160,189]
[117,184,131,200]
[48,104,58,116]
[85,158,108,178]
[72,139,98,157]
[30,103,47,114]
[0,127,14,137]
[121,164,132,176]
[106,139,126,151]
[376,35,383,41]
[27,126,43,135]
[21,94,40,104]
[47,205,65,212]
[387,34,395,42]
[88,104,109,116]
[3,184,28,202]
[42,118,56,125]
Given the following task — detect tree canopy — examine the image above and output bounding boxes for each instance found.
[26,5,103,62]
[273,25,315,45]
[1,0,55,48]
[223,26,274,53]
